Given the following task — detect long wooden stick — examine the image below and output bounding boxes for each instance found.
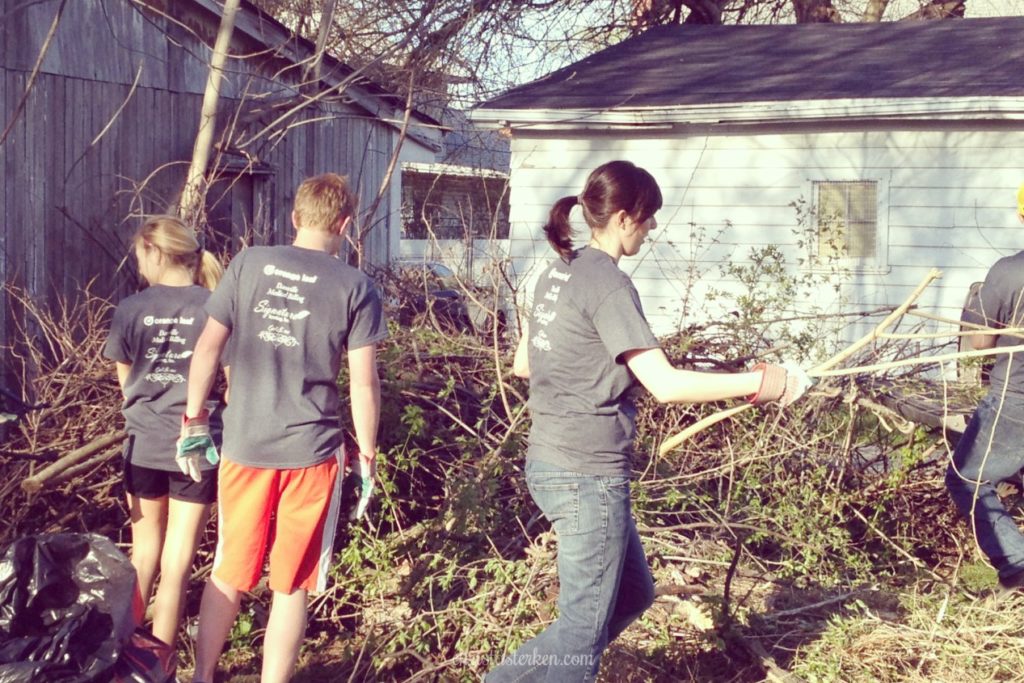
[657,404,751,455]
[882,328,1024,341]
[659,269,942,456]
[660,338,1022,454]
[816,343,1024,378]
[21,431,126,493]
[906,309,1024,341]
[46,448,122,489]
[811,268,942,375]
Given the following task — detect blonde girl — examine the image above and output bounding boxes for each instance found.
[103,215,224,647]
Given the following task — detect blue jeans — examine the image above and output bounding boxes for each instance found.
[945,392,1024,580]
[487,459,655,682]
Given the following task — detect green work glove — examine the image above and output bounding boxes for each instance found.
[350,452,377,521]
[176,410,219,483]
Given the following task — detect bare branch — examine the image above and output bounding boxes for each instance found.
[0,0,67,147]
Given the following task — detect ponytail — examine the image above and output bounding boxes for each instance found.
[133,215,223,290]
[195,249,223,290]
[544,195,578,261]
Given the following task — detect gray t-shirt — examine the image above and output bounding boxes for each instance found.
[962,250,1024,396]
[206,245,388,468]
[104,285,218,471]
[526,247,660,475]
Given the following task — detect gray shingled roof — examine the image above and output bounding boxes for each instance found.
[477,18,1024,112]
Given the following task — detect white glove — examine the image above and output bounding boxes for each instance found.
[779,362,813,408]
[175,450,203,483]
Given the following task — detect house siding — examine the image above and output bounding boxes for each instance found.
[506,128,1024,344]
[1,0,409,369]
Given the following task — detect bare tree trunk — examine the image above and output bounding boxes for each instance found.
[862,0,889,21]
[681,0,724,24]
[792,0,842,22]
[306,0,339,84]
[900,0,965,20]
[350,73,415,268]
[0,0,67,147]
[179,0,242,223]
[632,0,722,29]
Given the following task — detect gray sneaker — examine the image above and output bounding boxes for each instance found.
[995,566,1024,599]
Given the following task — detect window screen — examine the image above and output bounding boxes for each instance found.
[814,181,878,259]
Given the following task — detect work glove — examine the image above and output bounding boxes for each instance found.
[750,362,813,408]
[350,451,377,521]
[176,410,220,483]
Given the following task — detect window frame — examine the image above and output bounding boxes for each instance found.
[804,172,890,274]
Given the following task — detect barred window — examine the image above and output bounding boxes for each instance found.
[814,180,878,260]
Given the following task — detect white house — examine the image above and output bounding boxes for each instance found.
[470,18,1024,348]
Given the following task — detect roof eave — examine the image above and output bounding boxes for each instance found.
[189,0,443,146]
[470,96,1024,131]
[402,161,508,179]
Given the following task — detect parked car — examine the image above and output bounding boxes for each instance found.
[388,259,510,338]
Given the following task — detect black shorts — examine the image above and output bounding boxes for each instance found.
[123,437,218,504]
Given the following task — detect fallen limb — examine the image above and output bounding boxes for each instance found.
[659,270,943,456]
[657,404,751,455]
[907,310,1024,341]
[816,344,1024,378]
[47,447,122,490]
[811,268,942,375]
[21,431,126,493]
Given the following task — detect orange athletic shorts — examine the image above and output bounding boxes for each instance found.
[212,451,344,594]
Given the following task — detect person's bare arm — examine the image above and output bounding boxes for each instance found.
[513,321,530,379]
[968,331,997,350]
[186,318,230,417]
[115,362,131,397]
[624,348,762,404]
[348,344,381,458]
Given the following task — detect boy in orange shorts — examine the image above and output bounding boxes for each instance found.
[180,173,386,683]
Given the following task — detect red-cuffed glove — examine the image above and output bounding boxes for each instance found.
[175,410,219,482]
[750,362,812,408]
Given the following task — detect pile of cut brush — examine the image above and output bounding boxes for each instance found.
[1,284,128,545]
[2,272,1022,682]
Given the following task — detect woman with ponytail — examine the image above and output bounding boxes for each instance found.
[490,161,811,681]
[103,215,225,649]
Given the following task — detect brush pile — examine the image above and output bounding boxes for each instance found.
[2,269,1020,683]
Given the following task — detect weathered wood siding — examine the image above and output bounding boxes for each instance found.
[1,0,397,363]
[506,126,1024,347]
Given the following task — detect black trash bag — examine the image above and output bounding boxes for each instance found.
[0,533,137,683]
[112,628,175,683]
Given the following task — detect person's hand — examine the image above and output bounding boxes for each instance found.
[750,362,813,408]
[779,362,813,407]
[350,451,377,521]
[176,410,219,483]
